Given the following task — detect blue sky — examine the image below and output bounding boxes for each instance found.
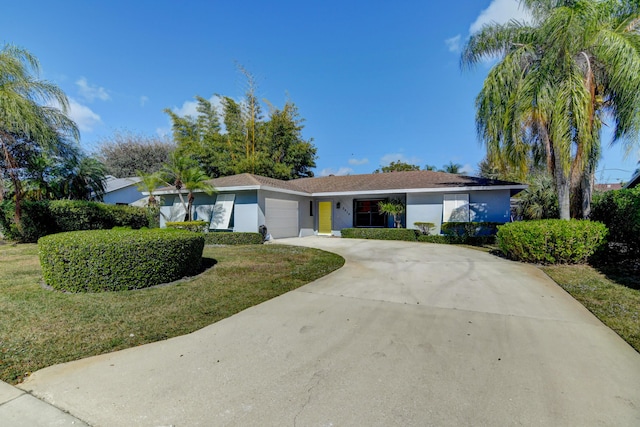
[2,0,638,182]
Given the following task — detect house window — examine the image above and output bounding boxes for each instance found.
[443,194,470,222]
[310,200,313,216]
[354,199,386,227]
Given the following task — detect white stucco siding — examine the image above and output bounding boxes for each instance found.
[406,193,445,234]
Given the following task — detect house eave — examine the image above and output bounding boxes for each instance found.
[310,185,528,197]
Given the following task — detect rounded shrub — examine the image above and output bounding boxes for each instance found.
[38,229,205,292]
[497,219,608,264]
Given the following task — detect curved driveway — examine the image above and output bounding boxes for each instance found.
[19,237,640,426]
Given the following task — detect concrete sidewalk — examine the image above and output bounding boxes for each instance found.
[0,380,88,426]
[14,237,640,426]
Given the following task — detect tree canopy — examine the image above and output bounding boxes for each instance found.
[166,69,317,180]
[462,0,640,219]
[0,44,85,223]
[97,131,175,178]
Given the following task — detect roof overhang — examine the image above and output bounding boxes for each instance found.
[146,184,528,198]
[310,185,528,197]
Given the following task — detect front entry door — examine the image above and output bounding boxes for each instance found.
[318,201,332,234]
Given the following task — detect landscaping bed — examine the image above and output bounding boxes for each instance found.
[0,243,344,384]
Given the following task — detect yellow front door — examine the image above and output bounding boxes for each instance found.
[318,201,332,234]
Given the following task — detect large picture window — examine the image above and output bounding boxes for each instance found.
[354,199,386,227]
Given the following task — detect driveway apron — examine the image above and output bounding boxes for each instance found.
[18,237,640,426]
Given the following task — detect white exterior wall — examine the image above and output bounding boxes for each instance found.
[407,190,513,234]
[406,193,445,234]
[258,189,313,237]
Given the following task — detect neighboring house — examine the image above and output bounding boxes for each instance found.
[624,170,640,189]
[153,171,526,238]
[101,176,145,206]
[595,183,623,192]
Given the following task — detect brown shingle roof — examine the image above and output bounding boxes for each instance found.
[207,171,524,194]
[293,170,522,193]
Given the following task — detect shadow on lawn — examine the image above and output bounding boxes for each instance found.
[590,243,640,291]
[199,257,218,273]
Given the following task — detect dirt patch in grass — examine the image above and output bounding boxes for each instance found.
[0,244,344,384]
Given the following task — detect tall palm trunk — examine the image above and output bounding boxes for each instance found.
[553,148,571,220]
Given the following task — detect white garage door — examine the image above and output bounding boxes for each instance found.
[265,198,299,238]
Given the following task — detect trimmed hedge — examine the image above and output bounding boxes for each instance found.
[0,200,150,243]
[418,234,495,245]
[166,220,209,232]
[341,228,417,241]
[497,219,608,264]
[441,221,502,237]
[38,229,204,292]
[204,232,264,245]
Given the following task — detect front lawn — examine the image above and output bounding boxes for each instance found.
[0,243,344,384]
[542,264,640,353]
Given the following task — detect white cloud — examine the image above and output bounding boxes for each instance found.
[140,95,149,107]
[76,77,110,102]
[348,157,369,166]
[156,127,170,138]
[469,0,532,34]
[445,34,462,52]
[320,167,353,177]
[460,163,475,175]
[379,153,422,166]
[172,95,222,117]
[68,98,102,132]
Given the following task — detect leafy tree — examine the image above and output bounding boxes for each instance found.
[165,67,317,180]
[97,131,175,177]
[61,156,108,201]
[462,0,640,219]
[0,44,79,224]
[378,199,405,228]
[374,160,420,173]
[424,164,438,171]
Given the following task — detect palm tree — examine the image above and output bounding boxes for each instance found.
[0,44,79,223]
[441,161,462,174]
[462,0,640,219]
[136,170,164,207]
[162,152,215,221]
[378,199,405,228]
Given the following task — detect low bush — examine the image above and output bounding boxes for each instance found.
[166,220,209,232]
[204,232,263,245]
[497,219,608,264]
[414,222,435,235]
[38,229,204,292]
[341,228,417,241]
[0,200,149,243]
[590,186,640,257]
[441,221,502,237]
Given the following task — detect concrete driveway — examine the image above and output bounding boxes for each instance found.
[19,237,640,426]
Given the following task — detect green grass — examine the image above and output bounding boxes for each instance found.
[0,243,344,384]
[542,264,640,353]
